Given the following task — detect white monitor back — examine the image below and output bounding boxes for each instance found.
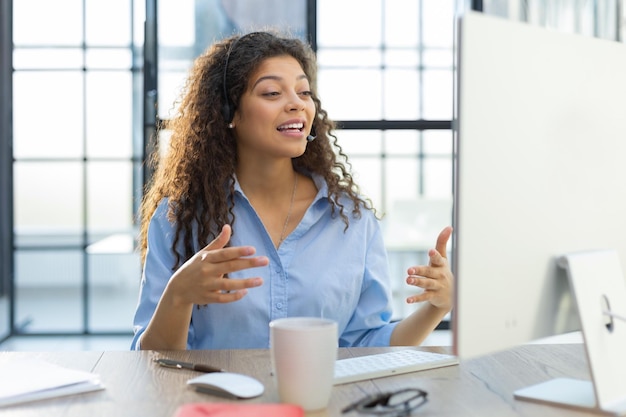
[453,12,626,359]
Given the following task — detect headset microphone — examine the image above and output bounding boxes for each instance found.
[306,126,317,142]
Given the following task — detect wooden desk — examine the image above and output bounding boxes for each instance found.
[0,344,598,416]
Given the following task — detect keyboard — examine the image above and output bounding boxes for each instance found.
[333,349,459,385]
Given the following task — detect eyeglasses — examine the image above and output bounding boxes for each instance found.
[341,388,428,416]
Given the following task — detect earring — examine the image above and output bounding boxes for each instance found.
[228,123,234,129]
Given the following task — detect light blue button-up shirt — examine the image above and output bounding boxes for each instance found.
[131,174,397,349]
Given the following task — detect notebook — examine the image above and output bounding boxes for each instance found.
[0,358,104,407]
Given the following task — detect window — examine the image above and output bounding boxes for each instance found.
[11,0,145,334]
[7,0,620,339]
[316,0,455,319]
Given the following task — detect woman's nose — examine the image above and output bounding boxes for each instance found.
[285,92,306,111]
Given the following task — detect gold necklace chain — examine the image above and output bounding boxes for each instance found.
[278,173,298,247]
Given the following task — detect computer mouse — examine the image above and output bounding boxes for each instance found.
[187,372,265,399]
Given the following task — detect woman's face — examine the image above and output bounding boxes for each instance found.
[232,55,316,161]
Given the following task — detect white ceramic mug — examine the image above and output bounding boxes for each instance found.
[269,317,338,411]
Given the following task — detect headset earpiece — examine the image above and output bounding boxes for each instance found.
[221,102,233,124]
[222,32,266,124]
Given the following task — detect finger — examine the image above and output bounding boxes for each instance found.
[406,275,438,290]
[428,248,447,267]
[196,277,264,304]
[200,255,269,279]
[202,224,232,252]
[204,288,251,304]
[408,288,452,310]
[434,226,453,259]
[218,277,264,292]
[200,245,260,263]
[407,292,431,304]
[407,266,442,280]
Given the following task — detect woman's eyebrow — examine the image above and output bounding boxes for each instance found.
[252,74,309,89]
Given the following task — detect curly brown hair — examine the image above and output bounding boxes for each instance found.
[139,30,375,268]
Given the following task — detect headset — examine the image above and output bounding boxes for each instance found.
[221,33,259,124]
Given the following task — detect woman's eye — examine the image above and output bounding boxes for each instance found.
[299,91,312,97]
[262,91,280,97]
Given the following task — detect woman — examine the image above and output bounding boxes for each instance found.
[132,30,453,350]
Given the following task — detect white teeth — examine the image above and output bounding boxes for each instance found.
[278,123,303,130]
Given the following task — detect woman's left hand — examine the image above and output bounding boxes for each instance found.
[405,226,454,311]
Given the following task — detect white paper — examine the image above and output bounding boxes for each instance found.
[0,358,105,407]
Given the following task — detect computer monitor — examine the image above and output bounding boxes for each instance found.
[452,12,626,414]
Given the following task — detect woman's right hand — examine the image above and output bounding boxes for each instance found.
[164,224,268,307]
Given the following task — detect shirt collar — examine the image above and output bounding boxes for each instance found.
[233,172,329,204]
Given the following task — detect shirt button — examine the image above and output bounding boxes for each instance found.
[276,303,283,309]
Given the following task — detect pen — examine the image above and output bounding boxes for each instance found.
[154,358,225,373]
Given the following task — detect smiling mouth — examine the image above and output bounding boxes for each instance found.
[277,122,304,132]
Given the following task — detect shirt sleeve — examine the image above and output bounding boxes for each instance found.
[131,200,181,350]
[338,217,398,347]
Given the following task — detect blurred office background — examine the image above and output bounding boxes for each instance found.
[0,0,623,350]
